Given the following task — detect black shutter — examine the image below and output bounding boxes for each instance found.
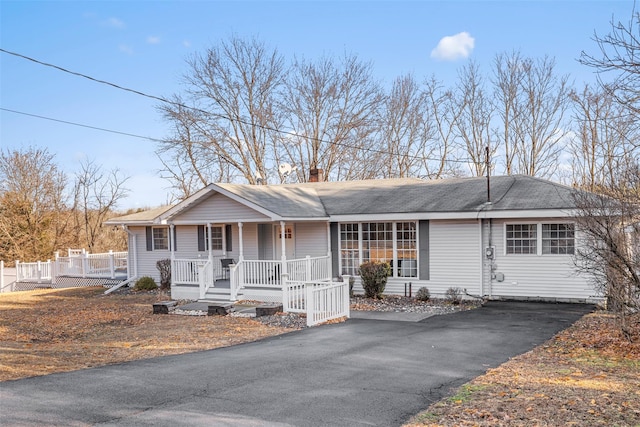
[225,224,233,252]
[146,227,153,251]
[197,225,205,252]
[172,227,177,251]
[419,220,430,280]
[330,222,339,278]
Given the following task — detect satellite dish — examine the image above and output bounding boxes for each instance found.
[279,163,292,176]
[255,171,264,185]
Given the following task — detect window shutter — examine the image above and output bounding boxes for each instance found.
[330,223,339,277]
[146,227,153,251]
[172,227,177,251]
[197,225,205,252]
[225,224,233,252]
[418,220,430,280]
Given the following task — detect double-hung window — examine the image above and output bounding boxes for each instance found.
[152,227,169,250]
[339,221,418,278]
[506,224,537,254]
[506,223,575,255]
[542,224,575,255]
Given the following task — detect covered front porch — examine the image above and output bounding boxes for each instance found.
[169,220,333,302]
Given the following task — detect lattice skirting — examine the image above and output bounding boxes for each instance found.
[12,276,126,291]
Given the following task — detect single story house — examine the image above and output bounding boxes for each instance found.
[105,175,599,303]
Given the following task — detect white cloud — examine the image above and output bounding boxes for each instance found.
[182,40,191,48]
[103,17,125,29]
[431,31,475,61]
[119,44,134,55]
[147,36,161,45]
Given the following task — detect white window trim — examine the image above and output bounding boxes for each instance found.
[504,222,576,256]
[152,226,169,251]
[204,225,224,252]
[338,221,419,279]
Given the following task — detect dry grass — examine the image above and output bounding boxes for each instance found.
[0,287,292,381]
[406,311,640,427]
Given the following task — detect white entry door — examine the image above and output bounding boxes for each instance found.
[274,224,295,259]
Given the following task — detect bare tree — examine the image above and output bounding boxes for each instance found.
[492,51,525,175]
[492,52,570,177]
[368,73,433,178]
[280,53,383,182]
[452,61,496,176]
[0,147,72,263]
[573,169,640,340]
[569,84,639,190]
[419,76,462,179]
[580,3,640,115]
[73,159,130,252]
[158,36,286,195]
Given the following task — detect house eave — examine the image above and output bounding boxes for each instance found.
[328,209,576,222]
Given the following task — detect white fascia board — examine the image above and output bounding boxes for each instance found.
[329,209,575,222]
[170,217,330,225]
[159,185,213,220]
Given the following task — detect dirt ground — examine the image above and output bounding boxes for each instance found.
[2,287,639,426]
[406,311,640,427]
[0,287,292,381]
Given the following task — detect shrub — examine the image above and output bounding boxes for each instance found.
[134,276,158,291]
[445,287,462,305]
[358,261,391,299]
[416,287,430,301]
[156,259,171,290]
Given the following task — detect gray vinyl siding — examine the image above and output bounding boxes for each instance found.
[427,220,482,296]
[294,222,329,258]
[488,218,595,300]
[172,192,270,222]
[258,224,273,260]
[129,226,170,282]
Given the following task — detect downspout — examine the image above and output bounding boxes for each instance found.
[105,225,138,295]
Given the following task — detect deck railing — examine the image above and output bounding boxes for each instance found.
[282,280,332,313]
[15,260,53,283]
[56,250,128,279]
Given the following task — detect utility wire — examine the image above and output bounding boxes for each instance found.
[1,48,480,165]
[0,108,164,142]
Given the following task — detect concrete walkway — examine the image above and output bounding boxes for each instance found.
[0,301,592,427]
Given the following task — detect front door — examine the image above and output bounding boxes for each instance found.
[274,224,295,260]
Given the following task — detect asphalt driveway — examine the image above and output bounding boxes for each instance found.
[0,301,592,427]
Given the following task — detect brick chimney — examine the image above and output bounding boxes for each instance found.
[309,168,324,182]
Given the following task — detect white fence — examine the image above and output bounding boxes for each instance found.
[55,251,127,279]
[283,280,350,327]
[5,249,128,292]
[15,260,53,283]
[286,256,332,283]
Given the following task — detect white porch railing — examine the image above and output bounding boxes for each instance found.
[283,279,350,326]
[15,260,53,283]
[56,250,128,279]
[282,280,332,313]
[199,259,215,299]
[286,256,331,282]
[172,258,209,285]
[306,281,350,327]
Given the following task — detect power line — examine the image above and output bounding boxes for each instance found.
[0,108,164,142]
[1,48,478,165]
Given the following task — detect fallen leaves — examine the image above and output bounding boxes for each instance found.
[0,287,293,381]
[406,311,640,427]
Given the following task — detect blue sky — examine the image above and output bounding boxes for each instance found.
[0,0,633,209]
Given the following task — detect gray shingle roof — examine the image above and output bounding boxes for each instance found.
[220,175,578,217]
[106,175,579,224]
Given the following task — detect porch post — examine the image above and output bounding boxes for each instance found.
[280,221,287,274]
[170,224,176,261]
[326,222,331,256]
[238,222,244,261]
[207,223,212,262]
